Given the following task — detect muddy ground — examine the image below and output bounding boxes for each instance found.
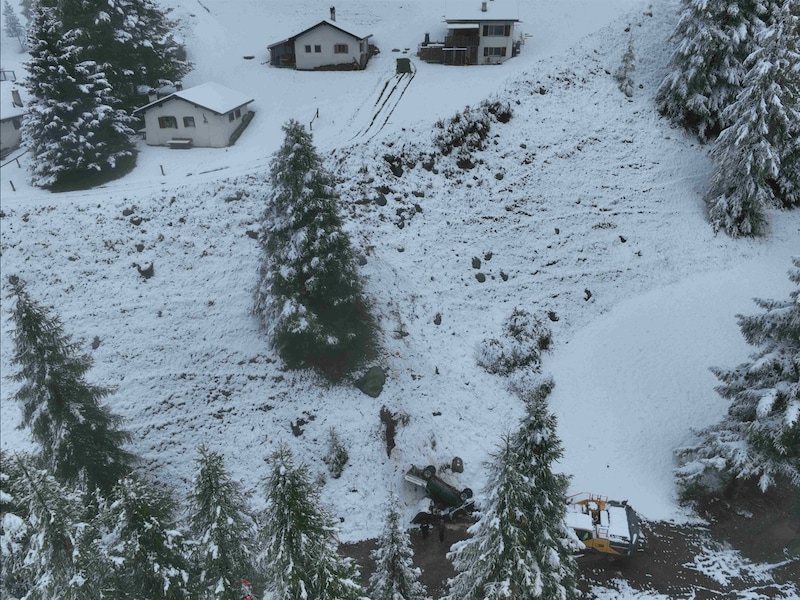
[342,480,800,598]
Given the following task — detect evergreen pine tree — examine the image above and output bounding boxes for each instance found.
[4,455,96,600]
[2,0,25,50]
[187,445,258,600]
[7,276,135,496]
[1,452,32,600]
[615,35,636,98]
[22,4,135,188]
[257,443,366,600]
[676,257,800,494]
[96,475,192,599]
[58,0,190,114]
[254,120,375,379]
[510,379,580,599]
[705,0,800,236]
[368,496,430,600]
[656,0,763,141]
[444,385,579,600]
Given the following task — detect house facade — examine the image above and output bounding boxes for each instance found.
[133,82,254,148]
[0,81,26,158]
[420,0,521,65]
[268,8,373,70]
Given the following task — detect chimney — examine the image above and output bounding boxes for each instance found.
[175,81,183,91]
[424,32,430,45]
[11,88,22,107]
[481,1,487,11]
[330,6,336,21]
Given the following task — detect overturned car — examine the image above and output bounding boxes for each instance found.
[404,464,474,524]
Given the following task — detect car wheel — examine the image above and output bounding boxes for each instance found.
[460,488,473,501]
[422,465,436,480]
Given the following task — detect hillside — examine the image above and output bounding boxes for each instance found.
[1,0,799,597]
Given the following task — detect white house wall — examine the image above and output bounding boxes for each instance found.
[142,99,248,147]
[294,25,363,70]
[477,21,515,64]
[0,118,22,154]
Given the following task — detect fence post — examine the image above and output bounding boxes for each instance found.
[9,180,16,191]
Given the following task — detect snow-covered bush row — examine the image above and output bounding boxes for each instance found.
[432,98,513,159]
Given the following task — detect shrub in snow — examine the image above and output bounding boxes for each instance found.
[655,0,760,142]
[676,257,800,496]
[187,445,258,600]
[444,382,578,600]
[6,276,135,497]
[368,496,430,600]
[254,120,377,380]
[476,307,553,375]
[433,99,513,159]
[257,443,366,600]
[615,35,636,98]
[705,0,800,236]
[324,427,349,479]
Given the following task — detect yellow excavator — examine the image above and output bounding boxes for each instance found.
[565,492,645,557]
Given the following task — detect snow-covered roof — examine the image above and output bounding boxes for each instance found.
[445,0,521,22]
[268,18,372,49]
[0,80,27,121]
[133,82,254,116]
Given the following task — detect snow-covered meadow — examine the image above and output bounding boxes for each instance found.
[1,0,798,596]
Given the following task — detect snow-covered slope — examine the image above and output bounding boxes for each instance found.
[1,0,798,567]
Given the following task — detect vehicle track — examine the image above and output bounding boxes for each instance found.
[349,60,416,142]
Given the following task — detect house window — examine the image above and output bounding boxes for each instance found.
[314,45,322,53]
[305,44,312,53]
[483,47,507,57]
[334,43,349,54]
[228,112,235,122]
[235,108,241,119]
[158,116,178,129]
[183,116,195,127]
[482,24,511,36]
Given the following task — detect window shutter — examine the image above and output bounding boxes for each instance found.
[504,24,510,36]
[483,25,488,36]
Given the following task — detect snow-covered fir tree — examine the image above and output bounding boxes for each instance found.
[1,452,32,600]
[187,445,258,600]
[676,257,800,494]
[767,0,800,208]
[444,379,579,600]
[656,0,764,142]
[95,474,192,599]
[58,0,190,113]
[22,4,135,188]
[615,34,636,98]
[257,443,367,600]
[2,0,25,50]
[368,496,430,600]
[254,120,375,379]
[509,378,580,599]
[6,277,135,496]
[706,0,800,236]
[2,454,97,600]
